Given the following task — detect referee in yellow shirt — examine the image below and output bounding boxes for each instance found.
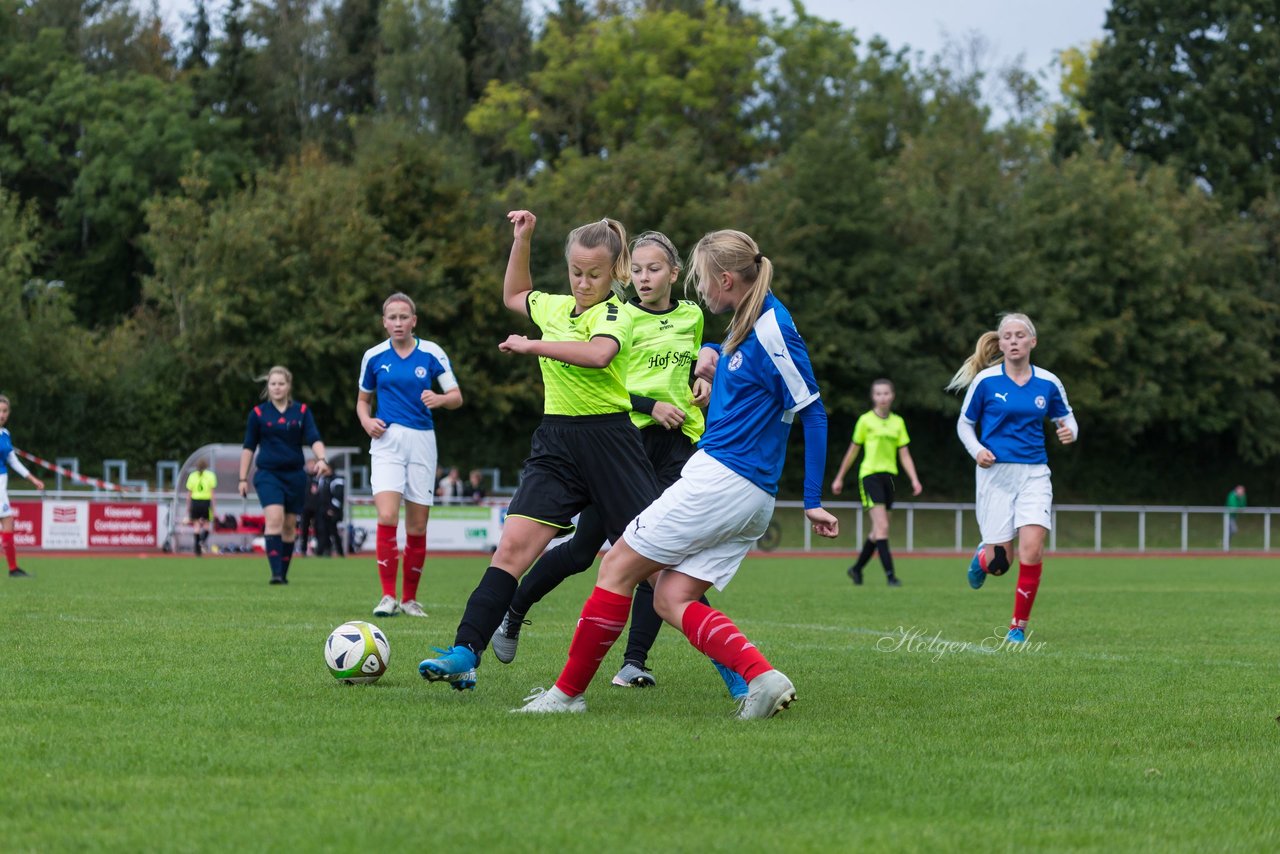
[831,379,922,586]
[186,458,217,557]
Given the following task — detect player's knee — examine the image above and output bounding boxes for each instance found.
[988,545,1011,576]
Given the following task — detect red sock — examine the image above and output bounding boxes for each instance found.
[554,587,631,697]
[375,524,399,598]
[1,532,15,571]
[401,533,426,601]
[1011,562,1043,628]
[680,600,773,684]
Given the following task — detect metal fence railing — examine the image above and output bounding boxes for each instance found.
[770,501,1277,554]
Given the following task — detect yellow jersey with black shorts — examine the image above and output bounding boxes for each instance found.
[504,292,660,543]
[852,411,909,509]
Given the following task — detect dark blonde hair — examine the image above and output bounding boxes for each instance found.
[0,394,9,407]
[383,292,416,314]
[686,229,772,354]
[565,218,631,288]
[257,365,293,402]
[631,231,681,271]
[945,313,1037,391]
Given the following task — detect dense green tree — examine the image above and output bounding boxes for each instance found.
[322,0,383,128]
[375,0,468,133]
[449,0,532,104]
[1083,0,1280,208]
[179,0,212,70]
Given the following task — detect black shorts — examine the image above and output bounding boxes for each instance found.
[506,413,660,544]
[639,425,697,490]
[859,473,895,510]
[189,499,212,521]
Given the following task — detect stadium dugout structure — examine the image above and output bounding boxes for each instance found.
[164,443,360,555]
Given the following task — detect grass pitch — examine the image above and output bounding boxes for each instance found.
[1,553,1276,852]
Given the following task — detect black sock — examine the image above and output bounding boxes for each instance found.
[454,567,518,655]
[875,539,896,577]
[852,538,877,571]
[621,581,665,666]
[509,535,597,616]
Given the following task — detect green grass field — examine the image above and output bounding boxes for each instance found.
[2,553,1276,852]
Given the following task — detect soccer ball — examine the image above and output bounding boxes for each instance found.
[324,621,390,684]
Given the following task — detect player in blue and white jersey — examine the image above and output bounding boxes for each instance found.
[0,395,45,577]
[238,366,330,585]
[357,292,463,620]
[946,313,1078,643]
[514,229,839,719]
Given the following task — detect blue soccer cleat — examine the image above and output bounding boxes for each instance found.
[712,659,749,700]
[967,543,987,589]
[1006,627,1026,644]
[419,645,479,691]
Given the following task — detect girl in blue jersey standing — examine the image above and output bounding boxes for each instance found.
[946,313,1077,642]
[515,229,839,719]
[0,395,44,577]
[238,367,330,585]
[357,292,464,619]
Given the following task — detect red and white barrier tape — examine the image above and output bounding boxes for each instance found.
[14,449,134,492]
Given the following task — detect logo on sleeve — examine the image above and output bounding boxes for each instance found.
[1034,395,1046,409]
[728,351,744,372]
[414,366,427,379]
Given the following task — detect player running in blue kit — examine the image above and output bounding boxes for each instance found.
[238,366,331,585]
[946,313,1077,642]
[357,292,463,619]
[514,229,839,719]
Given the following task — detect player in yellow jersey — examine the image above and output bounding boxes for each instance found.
[489,231,748,699]
[831,379,922,586]
[419,211,661,691]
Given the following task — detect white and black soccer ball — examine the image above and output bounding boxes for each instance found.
[324,621,390,684]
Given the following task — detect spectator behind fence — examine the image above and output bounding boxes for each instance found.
[467,469,487,505]
[1226,484,1247,541]
[317,469,346,556]
[297,459,320,556]
[436,467,465,504]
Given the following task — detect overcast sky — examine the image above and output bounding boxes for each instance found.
[746,1,1111,71]
[157,0,1114,77]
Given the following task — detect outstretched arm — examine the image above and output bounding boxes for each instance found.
[503,210,537,315]
[499,335,620,369]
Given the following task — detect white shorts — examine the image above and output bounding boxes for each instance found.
[626,451,774,591]
[0,474,10,519]
[975,463,1053,544]
[370,424,438,506]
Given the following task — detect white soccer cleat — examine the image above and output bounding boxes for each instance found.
[400,599,428,618]
[511,686,587,714]
[737,669,797,720]
[373,595,401,617]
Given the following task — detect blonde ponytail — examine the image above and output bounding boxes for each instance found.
[686,230,771,354]
[565,217,631,292]
[945,313,1038,391]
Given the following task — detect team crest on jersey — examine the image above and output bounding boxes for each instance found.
[414,366,427,379]
[728,351,744,372]
[1034,395,1046,409]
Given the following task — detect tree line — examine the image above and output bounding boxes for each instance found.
[2,0,1278,502]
